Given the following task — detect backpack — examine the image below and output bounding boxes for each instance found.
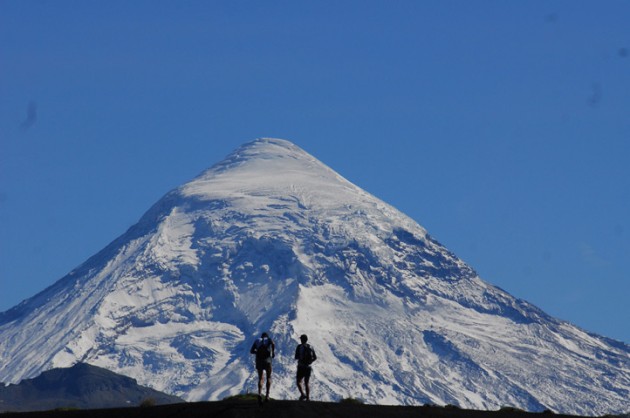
[300,344,315,365]
[256,338,271,360]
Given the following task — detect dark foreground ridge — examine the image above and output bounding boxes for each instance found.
[0,399,617,418]
[0,363,182,412]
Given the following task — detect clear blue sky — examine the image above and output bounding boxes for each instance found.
[1,1,628,343]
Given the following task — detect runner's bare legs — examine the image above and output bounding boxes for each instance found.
[297,376,305,399]
[258,365,272,401]
[257,369,264,399]
[297,373,310,400]
[304,376,310,400]
[265,364,272,400]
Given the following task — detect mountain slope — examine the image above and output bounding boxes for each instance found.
[0,363,182,412]
[0,138,628,416]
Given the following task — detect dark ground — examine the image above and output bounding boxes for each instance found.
[0,399,600,418]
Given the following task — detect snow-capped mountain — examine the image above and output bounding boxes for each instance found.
[0,138,628,416]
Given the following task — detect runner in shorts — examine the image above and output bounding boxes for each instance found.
[295,334,317,401]
[250,332,275,404]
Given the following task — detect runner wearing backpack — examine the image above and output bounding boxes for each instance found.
[294,334,317,401]
[250,332,275,404]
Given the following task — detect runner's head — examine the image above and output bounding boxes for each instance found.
[300,334,308,343]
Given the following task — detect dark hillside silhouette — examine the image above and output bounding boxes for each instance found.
[0,399,605,418]
[0,363,182,412]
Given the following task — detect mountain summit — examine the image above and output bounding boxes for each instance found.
[0,138,628,415]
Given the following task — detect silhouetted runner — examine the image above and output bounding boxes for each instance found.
[295,334,317,401]
[250,332,275,404]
